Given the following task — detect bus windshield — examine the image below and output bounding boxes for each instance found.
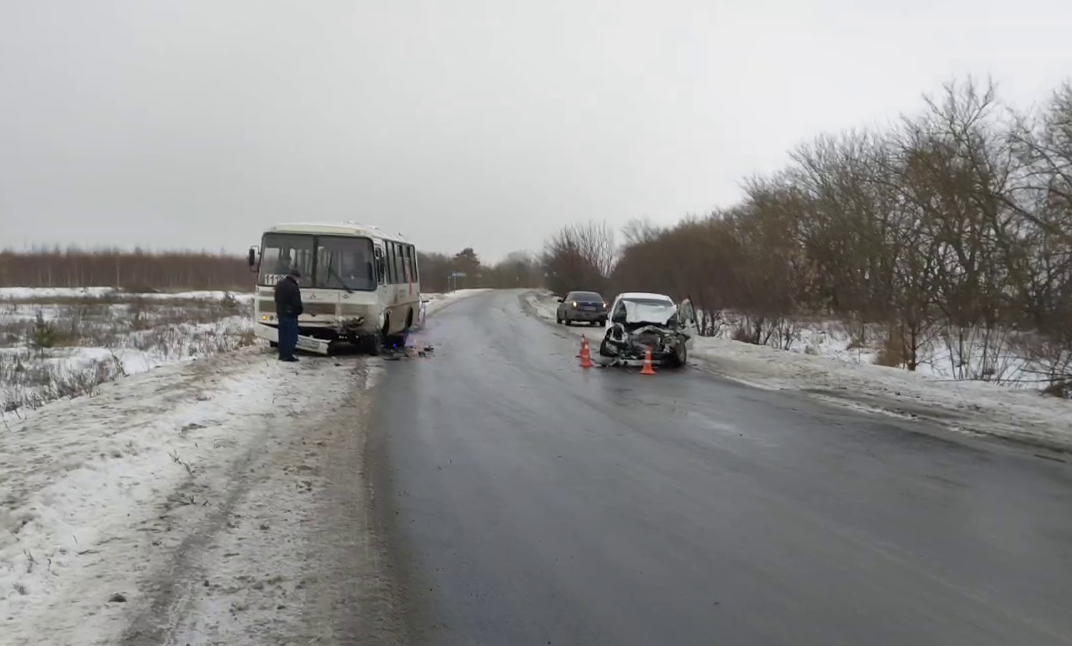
[259,233,376,291]
[259,233,315,288]
[316,236,376,291]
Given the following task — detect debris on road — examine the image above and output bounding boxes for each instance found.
[383,343,436,361]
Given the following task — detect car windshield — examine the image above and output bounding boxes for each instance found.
[622,298,676,323]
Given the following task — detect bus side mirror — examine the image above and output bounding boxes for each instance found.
[248,246,260,272]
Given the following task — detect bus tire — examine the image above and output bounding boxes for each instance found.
[362,334,383,356]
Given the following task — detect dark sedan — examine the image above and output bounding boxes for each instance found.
[555,290,608,325]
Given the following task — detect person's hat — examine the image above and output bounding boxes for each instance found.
[287,268,301,278]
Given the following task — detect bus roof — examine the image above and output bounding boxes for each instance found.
[264,222,410,243]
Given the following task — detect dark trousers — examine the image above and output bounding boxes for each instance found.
[278,316,298,358]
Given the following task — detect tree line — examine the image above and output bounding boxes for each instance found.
[0,246,544,293]
[0,248,254,291]
[541,77,1072,393]
[416,248,542,292]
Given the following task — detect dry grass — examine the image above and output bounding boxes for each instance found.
[0,295,255,414]
[0,351,126,412]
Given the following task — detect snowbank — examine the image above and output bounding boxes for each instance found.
[0,349,362,645]
[421,289,489,316]
[522,291,1072,449]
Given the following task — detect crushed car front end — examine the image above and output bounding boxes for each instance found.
[598,322,687,366]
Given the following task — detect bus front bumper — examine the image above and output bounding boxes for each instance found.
[253,323,332,355]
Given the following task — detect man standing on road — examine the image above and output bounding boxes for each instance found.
[274,268,303,362]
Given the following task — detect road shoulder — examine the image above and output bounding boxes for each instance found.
[1,349,403,646]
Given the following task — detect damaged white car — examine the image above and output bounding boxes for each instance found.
[597,292,698,368]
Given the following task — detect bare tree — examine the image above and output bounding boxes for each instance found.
[541,221,616,295]
[541,75,1072,393]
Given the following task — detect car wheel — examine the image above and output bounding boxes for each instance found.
[670,342,688,368]
[598,337,614,358]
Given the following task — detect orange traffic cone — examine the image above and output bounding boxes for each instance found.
[576,336,587,358]
[639,348,655,375]
[579,337,593,368]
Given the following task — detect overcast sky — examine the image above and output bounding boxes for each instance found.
[2,0,1070,262]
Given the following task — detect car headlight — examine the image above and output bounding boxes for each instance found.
[571,301,577,307]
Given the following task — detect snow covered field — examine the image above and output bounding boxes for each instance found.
[524,291,1072,450]
[1,290,254,414]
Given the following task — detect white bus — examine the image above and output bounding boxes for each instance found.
[247,222,421,355]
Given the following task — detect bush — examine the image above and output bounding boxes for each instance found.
[874,327,906,368]
[732,325,754,344]
[1042,380,1070,399]
[30,312,58,353]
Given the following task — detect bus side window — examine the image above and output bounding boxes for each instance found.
[406,244,417,283]
[390,242,398,282]
[374,247,385,284]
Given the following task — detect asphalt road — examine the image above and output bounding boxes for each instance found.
[370,290,1072,646]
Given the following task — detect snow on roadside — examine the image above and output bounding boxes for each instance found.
[522,291,1072,449]
[688,337,1072,449]
[0,348,360,646]
[0,287,253,302]
[526,289,560,322]
[413,289,490,330]
[421,289,489,316]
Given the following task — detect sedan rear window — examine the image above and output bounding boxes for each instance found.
[568,292,603,302]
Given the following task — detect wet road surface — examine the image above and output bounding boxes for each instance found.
[370,290,1072,645]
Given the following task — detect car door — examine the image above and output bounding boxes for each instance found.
[557,292,571,320]
[606,296,626,331]
[677,298,699,348]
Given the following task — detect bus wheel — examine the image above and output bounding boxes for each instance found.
[362,334,383,356]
